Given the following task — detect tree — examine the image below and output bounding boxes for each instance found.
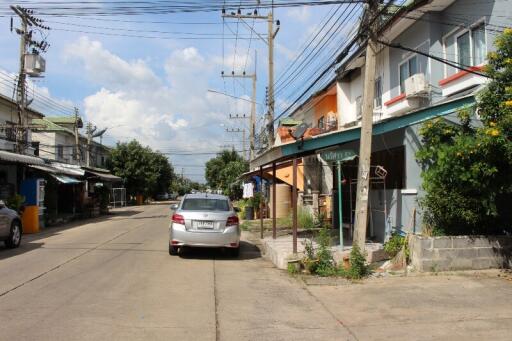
[107,140,175,199]
[205,150,248,198]
[416,29,512,235]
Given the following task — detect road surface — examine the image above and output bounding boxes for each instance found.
[1,203,511,340]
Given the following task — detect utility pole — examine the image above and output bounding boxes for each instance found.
[74,107,80,164]
[10,5,50,154]
[222,9,279,148]
[225,127,246,159]
[353,0,379,251]
[227,113,250,160]
[221,51,257,160]
[86,122,93,167]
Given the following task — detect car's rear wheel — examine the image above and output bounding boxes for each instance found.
[169,244,179,256]
[5,220,21,249]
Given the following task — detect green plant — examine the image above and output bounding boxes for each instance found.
[287,262,300,275]
[416,30,512,236]
[298,206,315,230]
[239,221,249,231]
[384,232,407,258]
[5,194,25,213]
[347,245,370,279]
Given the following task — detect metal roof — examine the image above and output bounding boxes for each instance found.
[0,151,45,165]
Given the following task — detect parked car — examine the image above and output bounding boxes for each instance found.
[169,193,240,256]
[155,193,169,201]
[0,200,23,249]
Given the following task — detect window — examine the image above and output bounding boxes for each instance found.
[399,56,418,94]
[457,31,471,66]
[181,199,230,211]
[446,22,487,74]
[317,116,325,129]
[374,77,382,108]
[56,145,64,159]
[472,23,486,65]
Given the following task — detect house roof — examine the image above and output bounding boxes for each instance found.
[0,93,45,118]
[32,118,76,136]
[46,116,83,128]
[0,150,45,165]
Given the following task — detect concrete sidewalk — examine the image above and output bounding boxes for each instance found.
[304,273,512,340]
[262,235,387,269]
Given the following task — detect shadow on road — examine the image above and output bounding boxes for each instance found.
[178,241,261,261]
[0,209,144,258]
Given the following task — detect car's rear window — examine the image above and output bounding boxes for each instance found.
[181,198,230,211]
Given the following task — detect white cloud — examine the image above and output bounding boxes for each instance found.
[64,37,247,181]
[286,7,311,23]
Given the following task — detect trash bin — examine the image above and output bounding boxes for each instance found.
[22,205,39,234]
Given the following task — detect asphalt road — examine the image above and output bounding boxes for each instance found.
[0,204,353,341]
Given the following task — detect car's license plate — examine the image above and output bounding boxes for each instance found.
[196,221,214,229]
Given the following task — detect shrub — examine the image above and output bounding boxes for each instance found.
[347,245,370,279]
[383,233,406,258]
[416,30,512,236]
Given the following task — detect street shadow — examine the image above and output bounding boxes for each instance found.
[0,241,44,260]
[177,241,261,261]
[0,209,143,259]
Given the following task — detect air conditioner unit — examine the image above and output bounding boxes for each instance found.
[24,54,46,77]
[405,73,428,97]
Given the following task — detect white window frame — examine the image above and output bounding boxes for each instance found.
[443,18,487,78]
[398,54,418,95]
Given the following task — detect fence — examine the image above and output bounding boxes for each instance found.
[110,187,126,208]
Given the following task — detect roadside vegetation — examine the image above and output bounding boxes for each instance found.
[416,29,512,236]
[205,150,248,199]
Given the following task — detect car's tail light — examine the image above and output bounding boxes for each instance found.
[172,213,185,225]
[226,215,239,226]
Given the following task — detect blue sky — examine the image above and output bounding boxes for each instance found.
[0,1,346,182]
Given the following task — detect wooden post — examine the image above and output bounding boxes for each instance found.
[292,158,298,254]
[272,162,277,239]
[260,166,264,239]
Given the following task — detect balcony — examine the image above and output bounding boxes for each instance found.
[439,66,487,97]
[384,93,421,117]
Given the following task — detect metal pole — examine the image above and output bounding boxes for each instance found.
[337,161,343,250]
[292,158,298,254]
[260,165,264,239]
[353,0,378,250]
[74,108,80,164]
[272,162,276,239]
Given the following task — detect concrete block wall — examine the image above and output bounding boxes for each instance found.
[410,235,512,272]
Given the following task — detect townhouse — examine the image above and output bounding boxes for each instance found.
[251,0,510,244]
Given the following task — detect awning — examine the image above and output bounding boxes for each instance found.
[52,174,82,184]
[50,162,85,176]
[251,94,477,169]
[0,150,44,165]
[28,165,83,184]
[85,170,122,182]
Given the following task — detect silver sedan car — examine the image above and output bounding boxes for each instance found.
[169,193,240,256]
[0,200,23,249]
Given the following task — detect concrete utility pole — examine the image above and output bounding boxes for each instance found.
[10,5,50,154]
[86,122,92,167]
[74,107,80,164]
[225,127,246,160]
[227,114,250,160]
[221,51,257,160]
[222,10,279,148]
[353,0,379,251]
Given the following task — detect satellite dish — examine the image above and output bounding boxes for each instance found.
[92,128,107,138]
[291,122,308,140]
